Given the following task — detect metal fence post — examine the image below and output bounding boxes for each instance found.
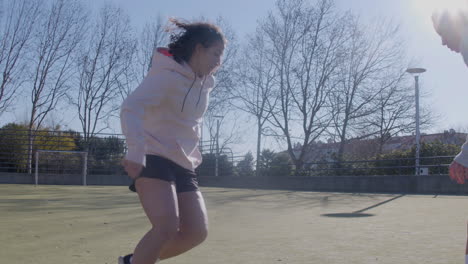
[83,152,88,186]
[35,151,38,186]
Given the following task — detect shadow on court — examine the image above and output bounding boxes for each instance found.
[321,194,405,218]
[203,188,401,214]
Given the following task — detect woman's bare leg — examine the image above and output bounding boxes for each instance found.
[131,178,179,264]
[465,222,468,264]
[159,190,208,259]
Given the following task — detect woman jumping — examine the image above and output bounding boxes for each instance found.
[119,18,226,264]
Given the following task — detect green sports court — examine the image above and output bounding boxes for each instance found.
[1,184,467,264]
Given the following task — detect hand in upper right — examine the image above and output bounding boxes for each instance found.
[122,159,144,180]
[449,161,468,184]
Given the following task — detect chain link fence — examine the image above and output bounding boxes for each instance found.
[0,128,456,180]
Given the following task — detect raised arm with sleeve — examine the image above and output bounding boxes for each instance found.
[120,66,170,167]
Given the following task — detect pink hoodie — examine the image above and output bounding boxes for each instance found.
[454,23,468,167]
[120,48,214,170]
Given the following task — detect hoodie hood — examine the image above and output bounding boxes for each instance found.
[151,48,215,112]
[151,47,215,85]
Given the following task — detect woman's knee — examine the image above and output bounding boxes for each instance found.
[186,224,208,245]
[151,220,180,242]
[197,226,208,244]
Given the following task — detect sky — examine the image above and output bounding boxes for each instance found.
[337,0,468,132]
[4,0,468,156]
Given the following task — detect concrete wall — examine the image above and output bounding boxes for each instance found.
[198,175,468,195]
[1,172,467,194]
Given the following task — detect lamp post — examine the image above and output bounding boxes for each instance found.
[200,119,204,154]
[213,115,224,177]
[406,68,426,176]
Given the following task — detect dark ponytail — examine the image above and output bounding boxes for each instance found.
[167,18,226,64]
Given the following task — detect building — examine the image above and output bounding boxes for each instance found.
[292,129,467,164]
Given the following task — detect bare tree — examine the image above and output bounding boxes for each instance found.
[362,69,434,156]
[26,0,86,173]
[367,74,414,155]
[0,0,40,116]
[203,114,243,156]
[261,0,347,171]
[232,30,277,175]
[207,17,238,113]
[117,14,167,101]
[330,18,408,162]
[202,17,240,153]
[74,3,135,144]
[136,15,167,82]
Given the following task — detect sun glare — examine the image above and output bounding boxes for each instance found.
[414,0,467,14]
[435,0,467,11]
[411,0,468,30]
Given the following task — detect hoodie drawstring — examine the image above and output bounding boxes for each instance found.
[196,76,207,107]
[181,74,208,112]
[181,73,197,112]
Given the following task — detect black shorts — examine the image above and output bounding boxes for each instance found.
[129,155,199,193]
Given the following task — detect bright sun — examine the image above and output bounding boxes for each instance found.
[414,0,467,14]
[411,0,468,30]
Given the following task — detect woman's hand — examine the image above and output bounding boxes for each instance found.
[449,161,468,184]
[122,159,144,179]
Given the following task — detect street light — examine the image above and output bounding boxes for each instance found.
[406,67,426,176]
[213,115,224,177]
